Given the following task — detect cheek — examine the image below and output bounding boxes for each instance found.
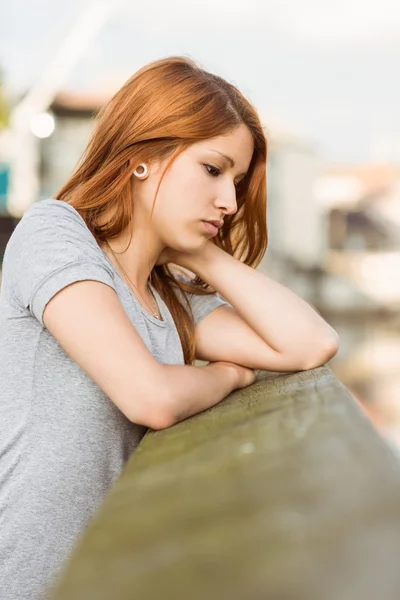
[159,173,203,216]
[165,158,204,193]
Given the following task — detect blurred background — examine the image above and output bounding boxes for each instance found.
[1,0,400,446]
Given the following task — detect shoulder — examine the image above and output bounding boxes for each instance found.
[8,199,98,254]
[2,199,116,322]
[3,198,110,281]
[20,199,89,233]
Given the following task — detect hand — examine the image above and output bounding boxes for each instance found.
[209,361,257,390]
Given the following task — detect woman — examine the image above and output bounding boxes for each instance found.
[0,56,339,599]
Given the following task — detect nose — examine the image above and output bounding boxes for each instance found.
[214,182,238,216]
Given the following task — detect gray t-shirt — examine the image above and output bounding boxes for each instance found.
[0,199,228,600]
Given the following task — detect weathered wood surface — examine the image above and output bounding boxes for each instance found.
[50,366,400,600]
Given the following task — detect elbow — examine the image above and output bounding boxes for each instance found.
[128,406,176,431]
[148,386,179,431]
[123,366,179,431]
[146,409,177,431]
[301,329,340,371]
[128,390,178,431]
[322,328,340,362]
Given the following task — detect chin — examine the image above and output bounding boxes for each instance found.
[175,231,208,253]
[192,236,209,252]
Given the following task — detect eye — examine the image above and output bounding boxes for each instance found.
[204,164,221,178]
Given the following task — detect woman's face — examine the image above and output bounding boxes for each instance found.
[141,123,254,252]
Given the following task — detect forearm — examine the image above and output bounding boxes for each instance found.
[160,362,239,427]
[186,244,338,365]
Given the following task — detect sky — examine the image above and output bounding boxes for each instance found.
[1,0,400,164]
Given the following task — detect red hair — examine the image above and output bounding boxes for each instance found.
[56,56,268,364]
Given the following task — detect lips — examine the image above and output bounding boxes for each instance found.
[206,220,223,229]
[202,221,219,236]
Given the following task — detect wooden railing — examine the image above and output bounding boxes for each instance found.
[50,366,400,600]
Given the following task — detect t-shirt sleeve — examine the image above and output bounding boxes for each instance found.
[3,199,116,326]
[174,274,231,327]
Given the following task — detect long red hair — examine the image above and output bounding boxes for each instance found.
[56,56,268,364]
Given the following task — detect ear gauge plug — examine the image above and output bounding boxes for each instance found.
[133,164,149,179]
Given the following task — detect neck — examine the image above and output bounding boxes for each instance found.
[102,229,162,296]
[102,236,163,319]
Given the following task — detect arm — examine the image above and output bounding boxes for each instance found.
[43,280,252,430]
[174,243,339,371]
[157,360,254,428]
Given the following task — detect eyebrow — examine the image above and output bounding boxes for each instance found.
[208,149,235,167]
[208,149,249,180]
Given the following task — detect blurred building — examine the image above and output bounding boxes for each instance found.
[266,133,327,270]
[262,152,400,419]
[39,92,102,200]
[313,164,400,414]
[260,131,331,326]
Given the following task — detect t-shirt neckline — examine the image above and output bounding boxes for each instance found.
[99,248,167,327]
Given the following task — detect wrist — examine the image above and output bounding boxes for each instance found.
[183,242,224,281]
